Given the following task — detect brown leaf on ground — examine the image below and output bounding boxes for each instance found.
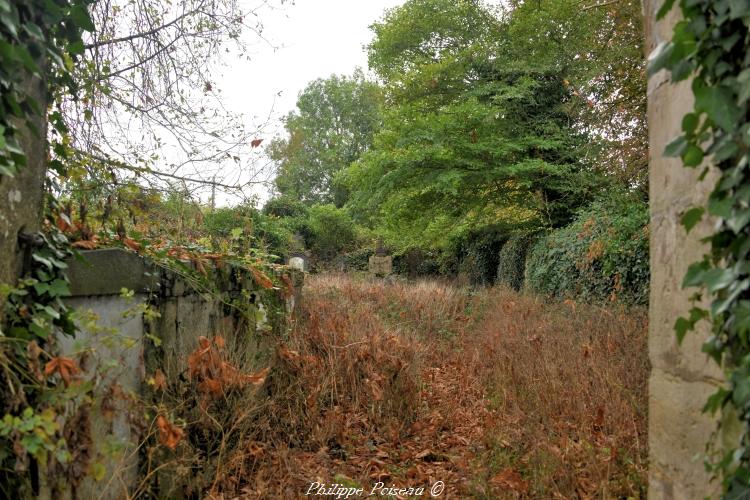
[490,468,529,493]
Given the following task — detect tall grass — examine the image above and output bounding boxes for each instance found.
[161,274,647,498]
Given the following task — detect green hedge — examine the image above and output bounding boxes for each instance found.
[497,234,536,291]
[526,193,649,305]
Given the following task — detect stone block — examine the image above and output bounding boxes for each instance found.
[368,254,392,276]
[67,249,160,296]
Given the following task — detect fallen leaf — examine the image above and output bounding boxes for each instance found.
[250,138,263,148]
[72,239,98,249]
[490,468,529,493]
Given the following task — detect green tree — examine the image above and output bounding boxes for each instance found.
[344,0,603,251]
[268,70,383,207]
[504,0,647,192]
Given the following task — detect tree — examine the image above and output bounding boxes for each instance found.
[504,0,647,192]
[267,70,382,207]
[343,0,603,251]
[58,0,286,200]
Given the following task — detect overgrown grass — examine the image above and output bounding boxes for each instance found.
[151,274,648,498]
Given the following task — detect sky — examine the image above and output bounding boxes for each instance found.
[213,0,405,204]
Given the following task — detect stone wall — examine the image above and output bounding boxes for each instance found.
[46,249,302,499]
[645,3,725,498]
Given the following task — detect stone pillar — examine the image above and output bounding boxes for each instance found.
[645,2,724,498]
[0,69,48,296]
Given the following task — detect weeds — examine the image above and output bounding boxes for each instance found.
[138,274,647,498]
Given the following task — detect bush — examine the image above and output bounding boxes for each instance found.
[496,234,537,291]
[526,191,648,304]
[392,248,442,277]
[343,247,374,271]
[451,229,507,286]
[304,204,357,262]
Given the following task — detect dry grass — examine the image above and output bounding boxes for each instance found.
[158,273,648,498]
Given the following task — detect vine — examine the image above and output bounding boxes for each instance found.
[649,0,750,494]
[0,0,95,495]
[0,0,93,178]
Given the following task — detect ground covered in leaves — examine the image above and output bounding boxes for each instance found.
[209,274,648,499]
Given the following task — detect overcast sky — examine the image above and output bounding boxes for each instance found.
[210,0,405,204]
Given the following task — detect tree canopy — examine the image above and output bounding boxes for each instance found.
[268,70,382,207]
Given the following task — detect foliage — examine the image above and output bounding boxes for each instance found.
[451,229,508,286]
[268,70,382,207]
[0,223,90,495]
[301,204,358,263]
[505,0,648,191]
[0,0,93,177]
[496,234,536,292]
[344,0,603,253]
[342,247,374,272]
[526,191,649,305]
[650,0,750,493]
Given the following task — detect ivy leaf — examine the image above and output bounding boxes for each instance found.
[694,83,742,132]
[704,268,737,293]
[69,5,95,32]
[647,41,674,76]
[729,0,750,19]
[683,144,704,167]
[703,387,730,415]
[675,316,693,344]
[683,260,710,287]
[657,0,677,18]
[682,112,700,134]
[664,136,688,157]
[681,206,705,232]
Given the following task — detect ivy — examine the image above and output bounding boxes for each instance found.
[649,0,750,495]
[0,0,94,177]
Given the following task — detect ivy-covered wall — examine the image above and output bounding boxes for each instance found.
[46,249,302,499]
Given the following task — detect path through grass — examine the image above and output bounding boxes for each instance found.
[216,274,648,498]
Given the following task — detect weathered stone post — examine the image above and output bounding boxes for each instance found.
[645,3,726,498]
[0,71,48,295]
[368,239,392,277]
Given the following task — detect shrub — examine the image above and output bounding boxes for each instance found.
[496,234,537,291]
[526,191,648,304]
[304,204,357,262]
[343,247,374,271]
[392,248,442,277]
[452,229,507,286]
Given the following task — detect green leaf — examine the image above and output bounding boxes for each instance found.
[682,144,704,167]
[69,5,95,32]
[682,113,700,134]
[657,0,677,18]
[647,41,674,76]
[681,207,704,232]
[675,316,693,344]
[664,136,688,157]
[703,268,737,293]
[694,83,742,132]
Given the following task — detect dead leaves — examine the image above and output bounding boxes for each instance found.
[249,267,274,289]
[490,468,529,494]
[187,336,269,398]
[156,415,184,450]
[44,356,80,386]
